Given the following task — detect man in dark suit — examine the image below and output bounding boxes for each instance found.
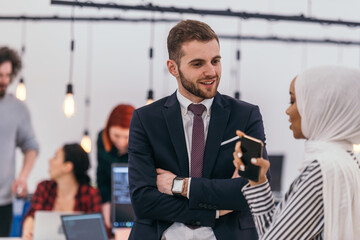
[128,19,268,240]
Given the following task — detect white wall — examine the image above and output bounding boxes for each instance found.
[1,0,359,194]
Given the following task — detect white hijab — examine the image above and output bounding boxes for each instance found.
[295,66,360,239]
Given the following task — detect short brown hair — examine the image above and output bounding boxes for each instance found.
[0,47,22,82]
[102,104,135,152]
[167,19,219,66]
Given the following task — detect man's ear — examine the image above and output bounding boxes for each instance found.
[167,59,179,78]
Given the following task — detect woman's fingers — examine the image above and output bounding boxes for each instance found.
[231,166,241,178]
[233,141,245,171]
[236,130,245,138]
[247,157,270,186]
[250,157,270,169]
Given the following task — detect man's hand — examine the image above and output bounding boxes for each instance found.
[219,210,233,217]
[12,178,28,198]
[156,169,176,195]
[14,149,37,198]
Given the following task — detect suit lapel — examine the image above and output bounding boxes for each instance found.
[203,93,230,178]
[162,92,189,177]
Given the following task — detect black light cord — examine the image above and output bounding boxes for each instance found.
[50,0,360,28]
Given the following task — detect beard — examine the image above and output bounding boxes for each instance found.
[179,69,219,100]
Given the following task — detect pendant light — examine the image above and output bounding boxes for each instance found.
[234,49,240,100]
[234,19,241,100]
[146,15,155,105]
[63,6,76,118]
[80,23,93,153]
[16,21,27,101]
[146,89,154,105]
[81,130,92,153]
[354,144,360,154]
[16,78,26,101]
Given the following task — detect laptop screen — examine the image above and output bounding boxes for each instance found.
[33,211,68,240]
[111,163,135,228]
[268,155,284,193]
[61,213,108,240]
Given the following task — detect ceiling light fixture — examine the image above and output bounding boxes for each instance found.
[146,15,155,105]
[63,6,76,118]
[234,20,241,100]
[16,21,27,101]
[80,23,93,153]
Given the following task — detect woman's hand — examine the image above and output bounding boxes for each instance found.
[22,216,34,240]
[22,231,33,240]
[233,130,270,186]
[101,202,111,229]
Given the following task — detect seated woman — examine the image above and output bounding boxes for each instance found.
[233,66,360,239]
[22,143,101,240]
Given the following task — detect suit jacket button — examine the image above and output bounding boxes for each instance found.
[196,221,201,226]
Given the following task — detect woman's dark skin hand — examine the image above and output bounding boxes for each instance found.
[232,130,270,186]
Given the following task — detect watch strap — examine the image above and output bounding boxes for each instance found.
[181,178,189,198]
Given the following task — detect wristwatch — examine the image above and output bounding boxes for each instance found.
[172,177,185,197]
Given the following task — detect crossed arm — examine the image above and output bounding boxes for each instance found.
[128,110,267,226]
[128,112,216,226]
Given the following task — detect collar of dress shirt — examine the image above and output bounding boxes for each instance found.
[176,90,213,117]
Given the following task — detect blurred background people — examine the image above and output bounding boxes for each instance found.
[0,46,39,237]
[22,143,101,240]
[96,104,135,229]
[234,66,360,239]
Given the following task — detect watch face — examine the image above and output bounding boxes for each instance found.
[172,179,183,193]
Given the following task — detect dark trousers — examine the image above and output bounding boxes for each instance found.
[0,203,13,237]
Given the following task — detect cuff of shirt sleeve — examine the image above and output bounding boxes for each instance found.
[216,210,219,219]
[242,180,269,192]
[241,180,274,215]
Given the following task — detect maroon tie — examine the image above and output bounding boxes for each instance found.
[188,103,206,178]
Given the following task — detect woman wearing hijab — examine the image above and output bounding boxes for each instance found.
[233,66,360,239]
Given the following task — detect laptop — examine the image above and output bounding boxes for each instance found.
[268,154,284,204]
[111,163,135,228]
[61,213,108,240]
[33,211,80,240]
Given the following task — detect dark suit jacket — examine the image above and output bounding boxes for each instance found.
[128,92,268,240]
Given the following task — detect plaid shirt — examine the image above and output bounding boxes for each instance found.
[25,180,102,218]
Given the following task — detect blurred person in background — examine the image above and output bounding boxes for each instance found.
[22,143,101,240]
[96,104,135,229]
[0,46,39,237]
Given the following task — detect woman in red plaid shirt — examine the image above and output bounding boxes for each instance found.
[22,143,102,240]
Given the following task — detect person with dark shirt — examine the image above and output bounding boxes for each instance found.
[96,104,135,228]
[128,20,269,240]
